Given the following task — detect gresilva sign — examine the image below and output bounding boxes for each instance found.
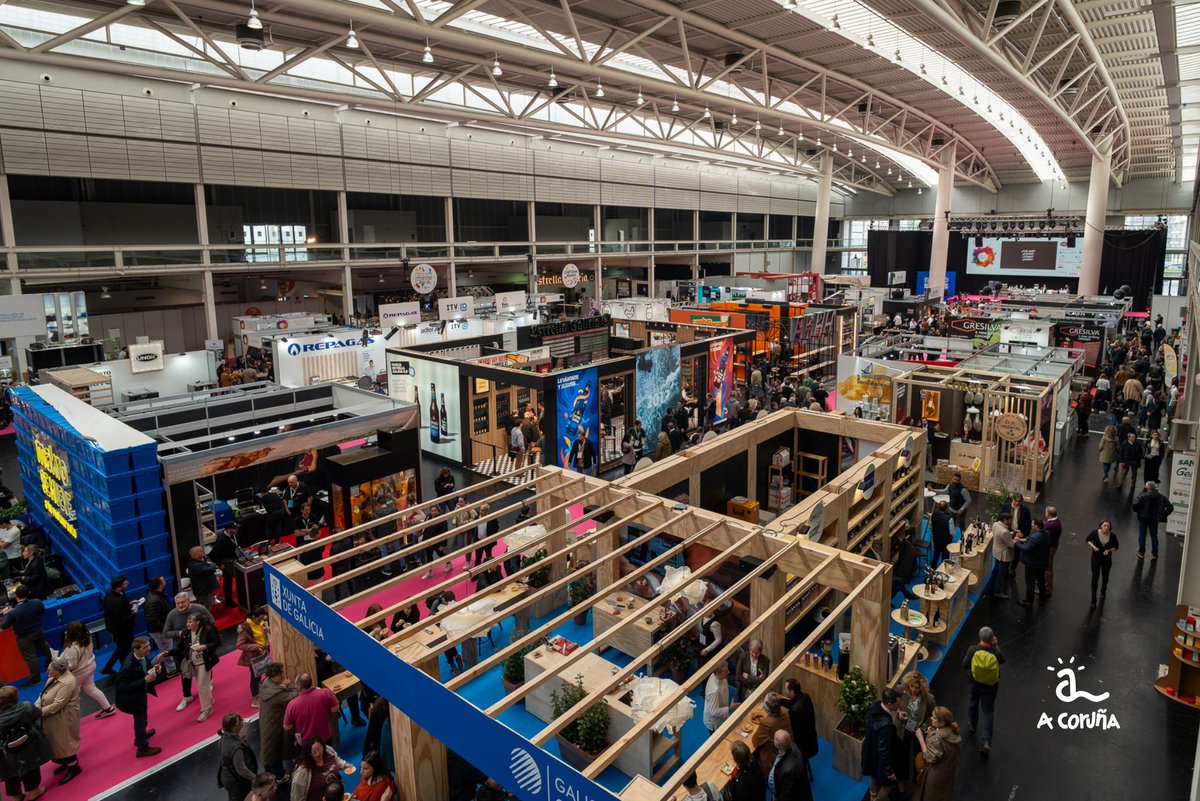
[263,564,622,801]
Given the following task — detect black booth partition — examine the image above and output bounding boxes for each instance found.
[867,228,1167,308]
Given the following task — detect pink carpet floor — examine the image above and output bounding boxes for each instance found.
[75,649,258,800]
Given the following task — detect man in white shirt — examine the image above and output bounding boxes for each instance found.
[702,663,737,732]
[0,519,23,579]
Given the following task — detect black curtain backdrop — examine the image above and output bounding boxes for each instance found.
[866,228,1166,309]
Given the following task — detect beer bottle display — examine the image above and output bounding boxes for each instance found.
[429,382,441,442]
[439,393,449,437]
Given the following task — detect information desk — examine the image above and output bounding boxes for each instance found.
[921,563,971,646]
[523,647,682,781]
[946,523,993,588]
[592,591,661,663]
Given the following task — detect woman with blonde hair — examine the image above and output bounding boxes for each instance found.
[913,706,962,801]
[1098,425,1119,484]
[893,671,936,793]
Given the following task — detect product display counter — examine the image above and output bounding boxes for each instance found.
[593,592,661,662]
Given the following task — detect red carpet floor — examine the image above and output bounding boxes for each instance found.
[77,649,257,800]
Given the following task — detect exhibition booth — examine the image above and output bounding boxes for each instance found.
[101,382,420,584]
[40,349,220,405]
[261,454,902,801]
[385,314,755,476]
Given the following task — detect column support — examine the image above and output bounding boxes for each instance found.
[337,191,352,321]
[810,152,833,274]
[201,270,218,342]
[445,197,457,298]
[1079,142,1112,295]
[0,174,19,289]
[928,144,956,296]
[528,200,537,295]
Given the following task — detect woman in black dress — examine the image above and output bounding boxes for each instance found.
[1086,520,1119,608]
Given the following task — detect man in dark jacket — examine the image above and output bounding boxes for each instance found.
[0,585,50,686]
[114,636,163,757]
[963,626,1005,757]
[218,712,258,801]
[1132,480,1172,560]
[861,688,901,800]
[1010,494,1032,538]
[566,429,596,474]
[929,501,955,567]
[781,678,819,769]
[674,400,689,434]
[101,575,136,675]
[257,663,297,780]
[1014,519,1051,607]
[768,730,813,801]
[1115,431,1144,489]
[143,576,174,673]
[259,488,288,545]
[207,525,241,607]
[186,546,220,610]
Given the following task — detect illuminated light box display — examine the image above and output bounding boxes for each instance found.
[14,385,170,598]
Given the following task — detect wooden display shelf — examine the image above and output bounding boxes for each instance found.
[43,366,114,407]
[847,497,883,532]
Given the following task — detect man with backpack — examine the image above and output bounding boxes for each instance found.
[1132,480,1172,560]
[963,626,1005,759]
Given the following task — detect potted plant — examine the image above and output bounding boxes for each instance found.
[662,635,700,684]
[500,630,540,694]
[567,565,596,626]
[831,666,876,781]
[983,485,1013,520]
[520,548,551,588]
[550,674,610,770]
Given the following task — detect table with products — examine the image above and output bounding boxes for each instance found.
[523,645,682,780]
[946,523,993,588]
[592,591,662,662]
[394,581,531,668]
[918,563,971,646]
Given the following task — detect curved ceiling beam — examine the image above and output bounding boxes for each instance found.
[900,0,1132,186]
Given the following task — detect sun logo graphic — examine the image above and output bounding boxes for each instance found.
[509,747,542,794]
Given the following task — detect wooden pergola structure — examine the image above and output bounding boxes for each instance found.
[263,448,897,801]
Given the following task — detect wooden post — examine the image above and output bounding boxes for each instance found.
[749,569,786,663]
[266,559,316,680]
[389,705,448,801]
[850,566,890,690]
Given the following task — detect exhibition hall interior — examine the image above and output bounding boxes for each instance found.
[0,0,1199,800]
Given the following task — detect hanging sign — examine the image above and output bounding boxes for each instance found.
[128,342,165,373]
[494,291,528,314]
[438,296,474,321]
[379,302,421,328]
[995,412,1028,443]
[900,435,914,470]
[561,263,581,289]
[410,263,437,294]
[805,499,826,540]
[859,464,877,501]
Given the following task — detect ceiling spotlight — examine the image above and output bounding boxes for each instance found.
[378,273,385,283]
[702,104,710,119]
[754,118,762,131]
[492,56,502,77]
[917,187,922,194]
[594,81,604,98]
[636,88,644,105]
[245,0,261,28]
[100,286,111,299]
[816,135,822,146]
[422,39,434,64]
[548,68,557,88]
[832,141,838,152]
[731,112,738,125]
[778,121,785,136]
[797,131,803,141]
[861,153,866,163]
[672,96,680,113]
[908,181,913,188]
[887,166,892,175]
[346,23,358,49]
[259,279,267,290]
[875,159,880,168]
[847,147,853,157]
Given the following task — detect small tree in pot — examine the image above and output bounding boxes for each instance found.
[500,630,543,694]
[662,634,700,684]
[567,561,595,626]
[520,548,551,588]
[550,674,610,770]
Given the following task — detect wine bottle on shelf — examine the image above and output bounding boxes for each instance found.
[933,608,941,626]
[429,382,441,442]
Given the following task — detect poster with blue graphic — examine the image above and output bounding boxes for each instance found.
[708,337,734,424]
[635,345,682,454]
[556,368,599,473]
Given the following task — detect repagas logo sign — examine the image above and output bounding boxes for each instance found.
[285,335,374,358]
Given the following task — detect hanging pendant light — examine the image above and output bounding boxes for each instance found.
[730,112,738,125]
[671,96,680,113]
[594,81,604,98]
[492,56,502,77]
[778,121,785,136]
[422,39,434,64]
[245,0,261,28]
[548,69,558,88]
[346,23,359,49]
[636,87,645,105]
[702,104,710,119]
[755,118,762,131]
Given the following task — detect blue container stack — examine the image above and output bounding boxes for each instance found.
[12,388,171,609]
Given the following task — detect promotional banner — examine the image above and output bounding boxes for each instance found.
[835,356,904,415]
[708,337,734,424]
[1053,322,1106,370]
[493,291,528,315]
[396,354,462,462]
[1167,451,1194,538]
[264,564,622,801]
[438,296,475,321]
[555,368,598,473]
[947,316,1002,347]
[1164,343,1179,384]
[635,345,682,454]
[379,301,421,328]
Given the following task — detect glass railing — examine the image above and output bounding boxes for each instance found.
[122,249,205,266]
[16,251,116,270]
